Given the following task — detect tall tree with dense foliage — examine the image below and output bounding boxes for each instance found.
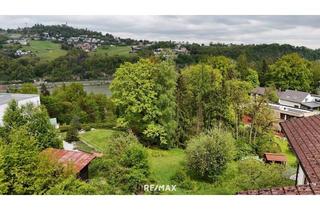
[225,80,252,139]
[186,129,235,182]
[181,64,225,134]
[2,101,61,149]
[110,59,177,147]
[266,53,312,91]
[206,56,239,80]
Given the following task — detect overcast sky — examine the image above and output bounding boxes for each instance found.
[1,16,320,49]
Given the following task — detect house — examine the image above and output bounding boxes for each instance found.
[14,49,31,57]
[41,148,96,180]
[76,43,97,52]
[18,39,28,45]
[263,153,287,165]
[238,115,320,195]
[250,87,320,130]
[0,93,40,126]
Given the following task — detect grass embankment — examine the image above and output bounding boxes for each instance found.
[273,136,297,167]
[91,45,132,56]
[79,129,121,152]
[23,40,67,61]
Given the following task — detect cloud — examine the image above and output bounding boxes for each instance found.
[1,15,320,49]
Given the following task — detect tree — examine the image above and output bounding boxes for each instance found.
[248,90,276,143]
[266,53,312,91]
[0,142,8,194]
[310,60,320,93]
[40,83,50,96]
[245,68,260,87]
[0,127,39,194]
[2,101,61,150]
[2,100,26,131]
[181,64,224,133]
[175,71,192,147]
[110,59,177,147]
[206,56,239,80]
[18,83,38,94]
[186,129,236,182]
[225,80,252,139]
[236,53,249,79]
[65,116,80,143]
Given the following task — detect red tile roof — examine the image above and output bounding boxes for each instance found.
[41,148,96,173]
[264,153,287,162]
[280,115,320,183]
[237,182,320,195]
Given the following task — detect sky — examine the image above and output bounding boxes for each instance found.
[1,16,320,49]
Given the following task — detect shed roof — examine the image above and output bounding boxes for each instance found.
[264,153,287,162]
[41,148,96,173]
[279,90,310,103]
[237,182,320,195]
[280,115,320,183]
[0,93,39,105]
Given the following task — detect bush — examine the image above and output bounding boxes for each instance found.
[255,135,281,157]
[186,129,236,182]
[171,169,194,191]
[235,159,293,191]
[235,139,254,160]
[89,133,150,194]
[46,176,96,195]
[59,124,70,132]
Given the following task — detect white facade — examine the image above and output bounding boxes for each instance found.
[279,99,301,108]
[0,94,40,126]
[296,164,308,185]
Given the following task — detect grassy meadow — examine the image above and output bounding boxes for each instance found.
[22,40,67,61]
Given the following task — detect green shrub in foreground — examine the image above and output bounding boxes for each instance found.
[186,129,235,182]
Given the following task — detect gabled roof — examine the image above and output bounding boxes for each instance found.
[280,115,320,183]
[279,90,310,103]
[237,182,320,195]
[41,148,96,173]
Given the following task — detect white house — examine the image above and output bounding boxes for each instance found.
[0,93,40,126]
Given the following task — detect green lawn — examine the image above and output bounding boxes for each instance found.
[76,129,294,195]
[148,148,185,184]
[91,45,133,56]
[22,40,67,61]
[273,136,297,167]
[79,129,121,152]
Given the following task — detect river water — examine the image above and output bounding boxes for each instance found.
[48,82,112,96]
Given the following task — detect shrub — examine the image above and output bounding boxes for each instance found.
[255,135,281,157]
[59,124,70,132]
[186,128,236,182]
[235,159,293,191]
[235,139,254,160]
[89,133,150,194]
[171,169,194,190]
[46,176,96,195]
